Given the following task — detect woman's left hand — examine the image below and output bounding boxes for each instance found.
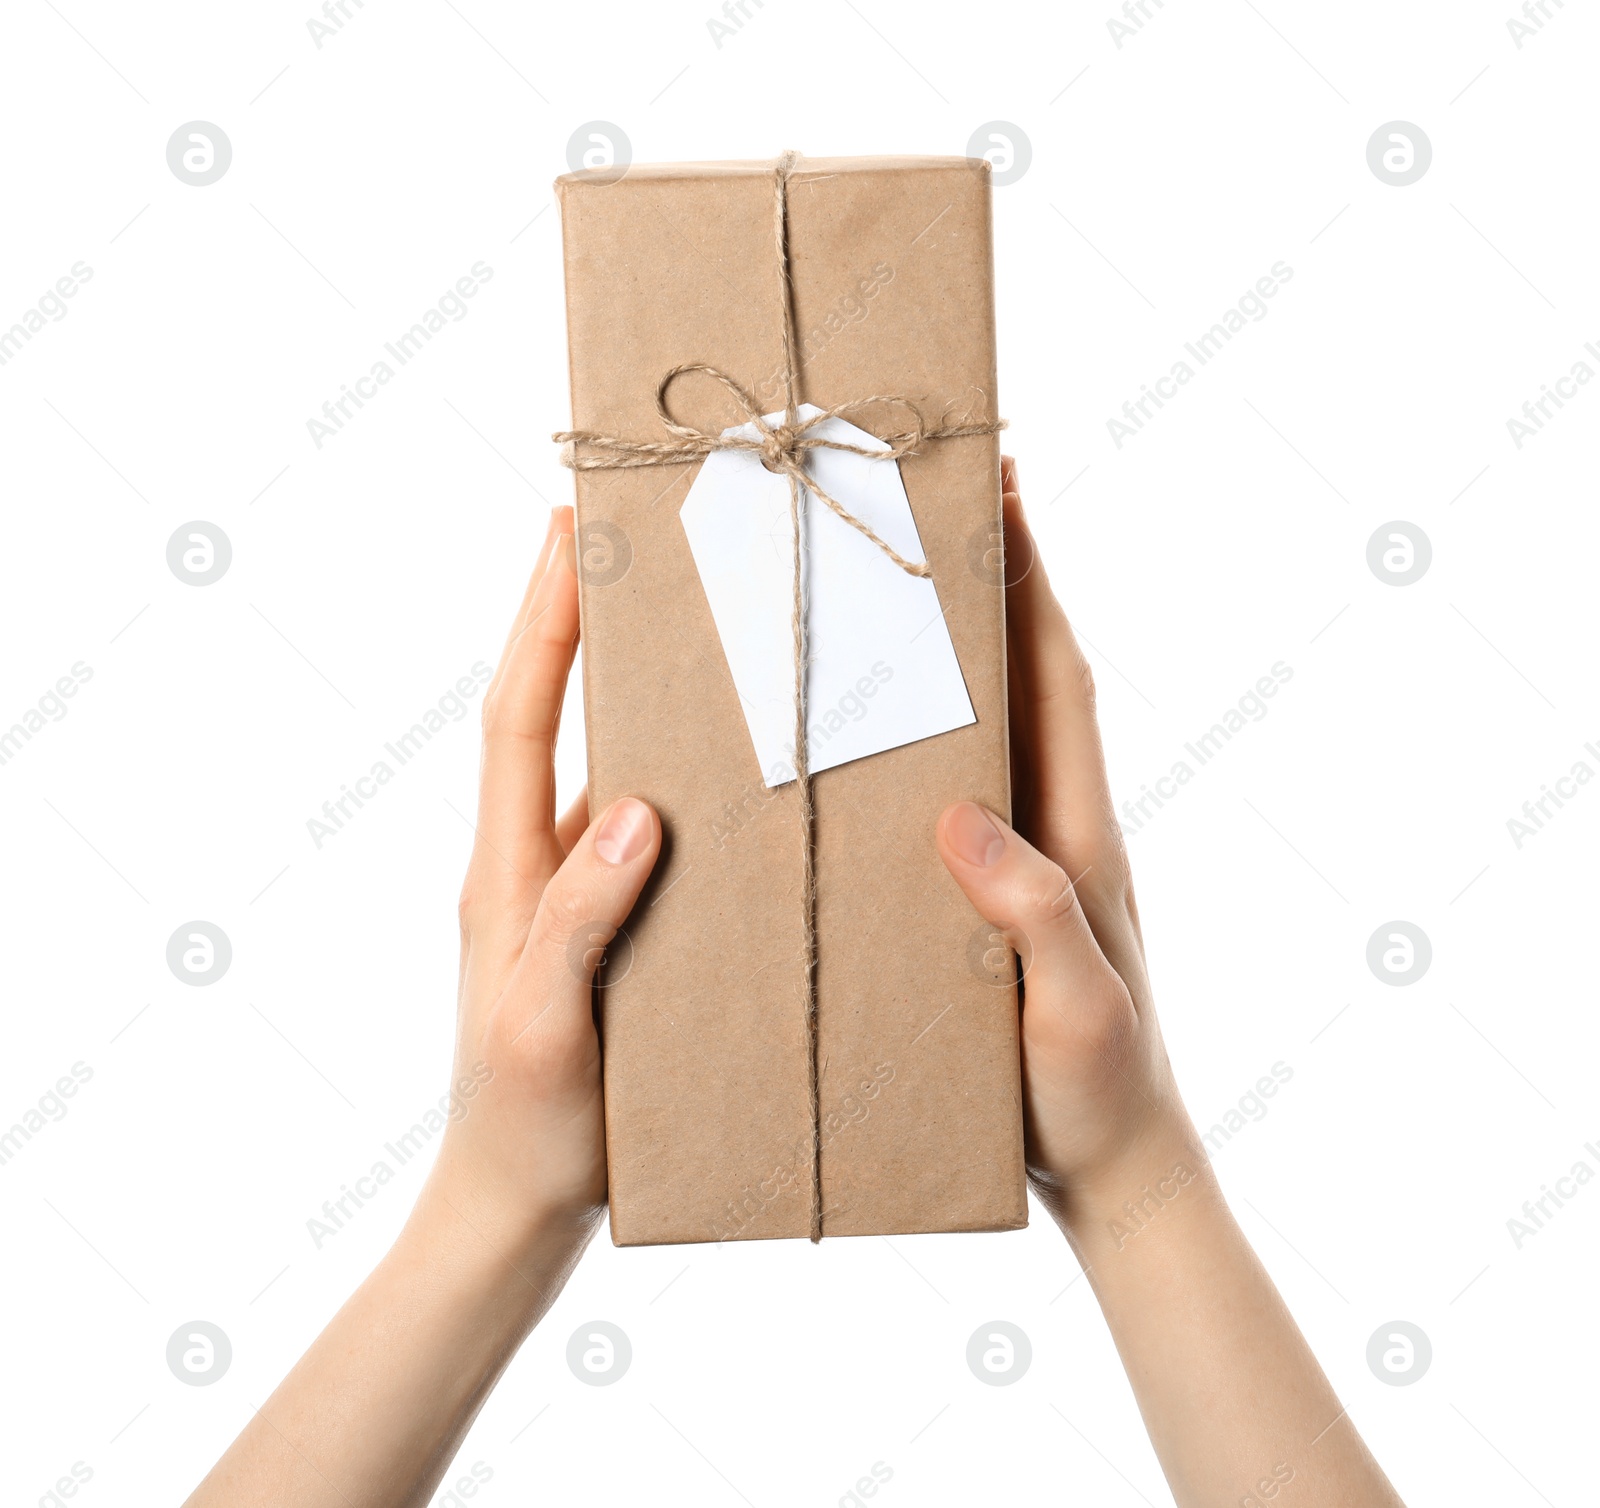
[425,503,660,1255]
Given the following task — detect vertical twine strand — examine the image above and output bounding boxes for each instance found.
[771,151,823,1245]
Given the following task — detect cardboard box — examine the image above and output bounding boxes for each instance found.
[555,154,1026,1245]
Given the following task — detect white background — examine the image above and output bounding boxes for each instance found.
[1,2,1595,1504]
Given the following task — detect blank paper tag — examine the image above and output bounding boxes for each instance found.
[679,404,976,789]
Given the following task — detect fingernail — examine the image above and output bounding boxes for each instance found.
[539,509,561,560]
[947,802,1006,867]
[595,797,651,865]
[551,511,576,576]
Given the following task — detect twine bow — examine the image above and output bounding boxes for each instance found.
[553,150,1004,1242]
[558,359,1003,579]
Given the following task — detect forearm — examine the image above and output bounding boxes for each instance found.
[1053,1131,1403,1508]
[184,1186,597,1508]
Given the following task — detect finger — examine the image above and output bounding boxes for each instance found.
[1000,461,1032,818]
[488,508,565,693]
[1001,477,1149,982]
[1005,483,1115,849]
[556,785,589,855]
[495,798,662,1058]
[468,507,579,915]
[1002,485,1132,895]
[937,802,1134,1051]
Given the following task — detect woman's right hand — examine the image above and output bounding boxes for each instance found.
[936,457,1202,1229]
[940,458,1404,1508]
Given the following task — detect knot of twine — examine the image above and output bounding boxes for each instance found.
[558,359,1004,579]
[552,150,1004,1242]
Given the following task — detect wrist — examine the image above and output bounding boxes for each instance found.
[1034,1113,1215,1253]
[423,1116,607,1256]
[396,1168,602,1329]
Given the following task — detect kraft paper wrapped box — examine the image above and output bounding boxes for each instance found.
[554,153,1026,1245]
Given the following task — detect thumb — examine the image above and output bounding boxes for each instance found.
[501,796,662,1044]
[936,802,1122,1006]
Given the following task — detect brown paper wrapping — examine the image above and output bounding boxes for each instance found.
[555,154,1026,1245]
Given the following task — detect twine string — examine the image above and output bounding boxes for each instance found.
[553,151,1005,1243]
[767,150,824,1245]
[561,360,956,579]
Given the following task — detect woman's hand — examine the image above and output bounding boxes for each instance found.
[184,508,661,1508]
[937,457,1201,1228]
[938,458,1404,1508]
[423,504,661,1255]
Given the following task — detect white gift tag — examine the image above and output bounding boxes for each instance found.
[679,404,976,789]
